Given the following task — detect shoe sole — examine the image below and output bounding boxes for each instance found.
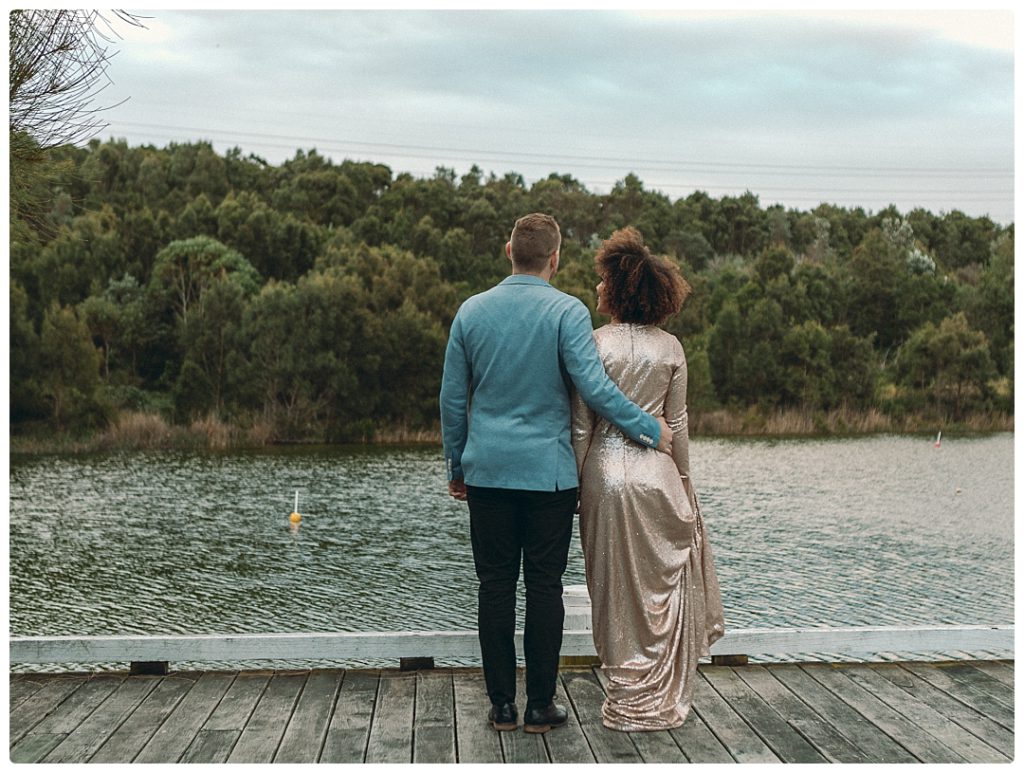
[491,721,518,731]
[524,720,566,734]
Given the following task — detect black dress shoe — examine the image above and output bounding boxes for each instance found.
[523,703,568,734]
[488,702,518,731]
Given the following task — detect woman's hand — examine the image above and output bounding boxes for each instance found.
[656,416,673,454]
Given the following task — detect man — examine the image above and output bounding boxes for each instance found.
[440,213,672,734]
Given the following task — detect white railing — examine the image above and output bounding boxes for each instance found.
[9,587,1013,667]
[8,625,1014,666]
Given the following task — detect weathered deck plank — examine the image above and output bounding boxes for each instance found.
[7,661,1014,764]
[563,668,644,763]
[900,661,1014,730]
[801,664,967,763]
[692,670,780,762]
[965,659,1014,688]
[9,675,88,744]
[920,661,1015,708]
[732,664,872,763]
[28,675,124,740]
[872,662,1014,758]
[179,729,241,763]
[89,675,197,763]
[546,669,597,763]
[134,671,235,763]
[838,663,1009,763]
[10,732,66,763]
[669,703,733,763]
[364,670,416,763]
[40,675,159,763]
[320,669,378,763]
[499,667,548,763]
[703,665,826,763]
[274,669,344,763]
[9,674,46,711]
[452,669,503,763]
[226,671,306,763]
[199,670,268,732]
[179,670,268,763]
[413,669,457,764]
[768,664,918,763]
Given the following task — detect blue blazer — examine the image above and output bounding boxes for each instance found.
[440,274,661,491]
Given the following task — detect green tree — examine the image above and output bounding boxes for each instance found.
[244,272,366,438]
[10,282,46,422]
[149,236,260,326]
[175,275,253,418]
[38,303,102,428]
[828,326,878,408]
[779,321,833,407]
[898,313,995,418]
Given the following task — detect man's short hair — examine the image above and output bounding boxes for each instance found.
[510,213,561,272]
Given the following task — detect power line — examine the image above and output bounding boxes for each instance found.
[110,128,1014,197]
[106,119,1013,179]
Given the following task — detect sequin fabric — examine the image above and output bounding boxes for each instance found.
[572,323,726,731]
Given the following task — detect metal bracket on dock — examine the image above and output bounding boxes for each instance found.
[711,654,749,666]
[399,657,435,671]
[130,661,169,675]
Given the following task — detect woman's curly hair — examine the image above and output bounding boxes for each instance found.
[594,227,691,325]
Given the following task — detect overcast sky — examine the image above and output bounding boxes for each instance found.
[94,5,1015,223]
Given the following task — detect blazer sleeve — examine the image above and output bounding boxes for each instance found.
[558,303,660,449]
[439,311,471,481]
[570,385,596,477]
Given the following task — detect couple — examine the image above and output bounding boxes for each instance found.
[440,213,724,734]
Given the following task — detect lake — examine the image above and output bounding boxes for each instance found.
[8,434,1014,671]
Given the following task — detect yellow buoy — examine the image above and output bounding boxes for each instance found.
[289,490,301,523]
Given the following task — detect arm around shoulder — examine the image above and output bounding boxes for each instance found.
[559,302,662,449]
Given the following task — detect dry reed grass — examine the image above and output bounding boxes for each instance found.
[97,410,179,450]
[10,407,1012,455]
[690,406,1012,436]
[371,424,442,444]
[189,413,232,449]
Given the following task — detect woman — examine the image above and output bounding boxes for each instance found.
[572,227,725,731]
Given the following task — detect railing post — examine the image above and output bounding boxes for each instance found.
[561,585,600,666]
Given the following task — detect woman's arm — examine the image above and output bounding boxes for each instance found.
[662,340,696,512]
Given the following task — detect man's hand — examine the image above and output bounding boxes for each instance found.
[655,416,673,455]
[448,479,468,501]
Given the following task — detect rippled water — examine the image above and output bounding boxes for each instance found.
[9,434,1013,670]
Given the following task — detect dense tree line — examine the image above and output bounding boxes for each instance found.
[9,138,1013,441]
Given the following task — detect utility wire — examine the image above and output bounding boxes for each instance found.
[106,119,1013,178]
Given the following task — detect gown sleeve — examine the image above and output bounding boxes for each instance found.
[662,339,697,514]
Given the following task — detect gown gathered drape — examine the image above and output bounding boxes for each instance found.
[572,323,726,731]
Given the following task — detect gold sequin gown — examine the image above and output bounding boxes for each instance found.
[572,323,726,731]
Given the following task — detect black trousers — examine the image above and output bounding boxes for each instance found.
[466,485,576,710]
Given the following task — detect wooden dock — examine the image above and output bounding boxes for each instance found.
[9,660,1014,763]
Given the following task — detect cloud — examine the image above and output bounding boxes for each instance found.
[98,9,1013,221]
